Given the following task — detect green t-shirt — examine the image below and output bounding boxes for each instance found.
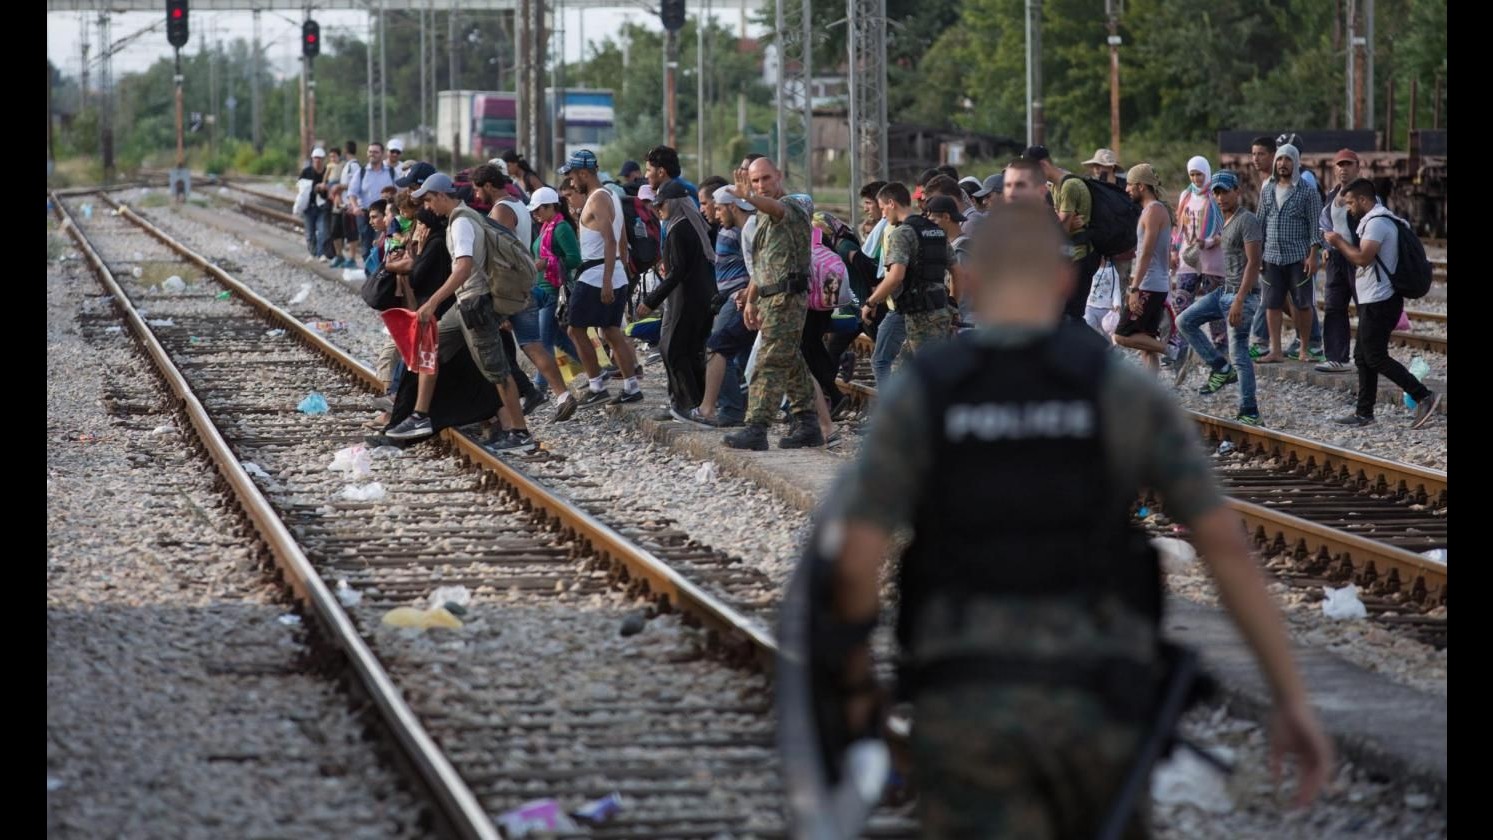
[1056,176,1093,260]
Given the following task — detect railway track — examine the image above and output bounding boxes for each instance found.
[836,339,1447,643]
[53,189,921,838]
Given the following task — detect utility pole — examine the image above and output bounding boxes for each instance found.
[252,9,263,153]
[518,0,531,156]
[1105,0,1122,155]
[366,9,375,144]
[554,0,567,174]
[420,6,427,149]
[79,13,89,113]
[698,3,707,178]
[1365,0,1374,130]
[379,0,388,143]
[99,12,113,181]
[665,29,678,147]
[449,8,458,169]
[1026,0,1044,146]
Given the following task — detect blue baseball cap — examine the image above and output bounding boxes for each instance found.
[411,172,457,198]
[1211,170,1240,192]
[395,161,436,189]
[559,149,599,175]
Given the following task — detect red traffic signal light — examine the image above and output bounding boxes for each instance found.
[302,19,320,59]
[166,0,189,48]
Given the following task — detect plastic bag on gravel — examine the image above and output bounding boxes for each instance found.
[161,275,186,293]
[426,585,472,611]
[1151,537,1197,573]
[497,800,579,837]
[241,461,272,480]
[327,444,373,479]
[1322,584,1368,620]
[694,461,718,484]
[335,579,362,608]
[381,605,463,630]
[288,282,312,305]
[340,482,385,502]
[297,392,329,415]
[1151,747,1235,813]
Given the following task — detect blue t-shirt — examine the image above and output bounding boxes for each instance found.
[714,226,749,293]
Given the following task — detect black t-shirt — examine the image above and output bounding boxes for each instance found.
[408,229,455,316]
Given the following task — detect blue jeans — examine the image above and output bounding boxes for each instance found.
[355,214,375,261]
[532,284,581,391]
[1180,288,1260,416]
[715,349,750,424]
[872,309,906,387]
[302,205,330,258]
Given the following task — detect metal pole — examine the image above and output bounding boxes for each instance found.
[1365,0,1374,130]
[697,5,706,179]
[554,0,567,175]
[665,29,678,148]
[1345,0,1356,129]
[847,0,859,228]
[209,21,217,157]
[775,0,785,170]
[1031,0,1044,145]
[449,8,458,170]
[79,12,89,113]
[518,0,530,154]
[175,51,186,168]
[1025,0,1033,147]
[100,12,112,181]
[800,0,812,189]
[366,9,375,144]
[299,55,308,163]
[420,6,427,147]
[1432,70,1442,130]
[308,68,317,162]
[1384,73,1394,151]
[380,0,388,144]
[252,9,263,153]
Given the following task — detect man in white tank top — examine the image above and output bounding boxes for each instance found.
[561,150,644,408]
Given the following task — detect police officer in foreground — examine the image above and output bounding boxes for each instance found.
[815,202,1333,837]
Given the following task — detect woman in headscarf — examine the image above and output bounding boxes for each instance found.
[1167,155,1228,371]
[500,150,547,200]
[635,179,717,424]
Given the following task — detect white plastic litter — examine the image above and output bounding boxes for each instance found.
[1151,747,1235,813]
[276,614,301,626]
[1321,584,1369,620]
[288,282,312,305]
[131,266,145,279]
[426,585,472,610]
[264,328,286,338]
[1151,537,1198,573]
[47,776,64,792]
[371,445,404,459]
[150,424,173,435]
[340,482,386,502]
[335,579,363,608]
[161,275,186,292]
[104,325,123,334]
[146,318,176,327]
[342,267,367,283]
[327,444,373,479]
[694,461,718,484]
[241,461,272,480]
[217,187,230,196]
[1419,548,1447,565]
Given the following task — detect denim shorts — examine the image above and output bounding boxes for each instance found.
[507,287,549,346]
[706,298,755,356]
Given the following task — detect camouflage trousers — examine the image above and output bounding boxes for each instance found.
[745,291,815,425]
[911,683,1149,840]
[894,307,954,371]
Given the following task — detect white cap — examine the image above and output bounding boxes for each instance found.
[527,186,560,210]
[311,147,326,158]
[387,138,404,152]
[638,184,656,202]
[712,186,754,211]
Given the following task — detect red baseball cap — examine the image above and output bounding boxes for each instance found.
[1333,148,1360,165]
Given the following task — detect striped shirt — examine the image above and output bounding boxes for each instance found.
[1258,178,1324,265]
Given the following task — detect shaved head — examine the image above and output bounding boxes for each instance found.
[748,158,784,198]
[969,202,1075,322]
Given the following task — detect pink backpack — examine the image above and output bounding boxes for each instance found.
[808,239,852,311]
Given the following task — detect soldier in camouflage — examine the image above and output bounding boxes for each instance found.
[817,202,1333,838]
[860,183,953,370]
[724,158,823,451]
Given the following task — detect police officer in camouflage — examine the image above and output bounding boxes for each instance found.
[724,157,823,450]
[860,183,954,368]
[818,202,1333,838]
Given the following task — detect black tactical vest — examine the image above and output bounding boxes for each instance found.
[894,215,950,313]
[896,323,1162,653]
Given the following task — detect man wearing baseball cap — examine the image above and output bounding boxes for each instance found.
[1315,148,1373,373]
[394,161,436,191]
[298,147,332,262]
[384,172,537,452]
[618,160,644,187]
[386,138,410,179]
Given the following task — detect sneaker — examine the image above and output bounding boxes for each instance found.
[1198,365,1238,395]
[1331,413,1374,427]
[384,413,434,440]
[723,423,769,450]
[485,428,536,453]
[1235,412,1263,426]
[577,388,612,409]
[824,429,843,449]
[1285,340,1301,356]
[1315,360,1351,373]
[1307,347,1327,362]
[1248,345,1268,360]
[608,389,644,405]
[645,351,663,366]
[673,406,717,430]
[552,393,578,422]
[521,390,547,416]
[779,413,825,449]
[1410,392,1442,430]
[318,254,332,264]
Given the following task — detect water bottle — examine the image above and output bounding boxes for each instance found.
[1403,356,1432,409]
[633,216,647,244]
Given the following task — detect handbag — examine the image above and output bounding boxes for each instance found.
[360,266,400,311]
[1181,241,1202,271]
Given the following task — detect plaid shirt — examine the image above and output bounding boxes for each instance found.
[1258,179,1324,265]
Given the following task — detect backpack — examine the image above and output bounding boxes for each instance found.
[814,211,874,297]
[619,194,661,273]
[1372,214,1433,299]
[450,205,535,315]
[1062,174,1141,259]
[808,240,852,312]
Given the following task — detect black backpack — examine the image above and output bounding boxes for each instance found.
[1063,175,1141,258]
[1372,215,1433,299]
[616,190,661,272]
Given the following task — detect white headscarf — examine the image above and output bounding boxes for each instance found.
[1186,155,1212,195]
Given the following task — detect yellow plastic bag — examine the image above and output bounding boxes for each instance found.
[381,606,463,629]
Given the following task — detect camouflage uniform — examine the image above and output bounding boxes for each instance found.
[884,221,953,369]
[824,325,1225,838]
[745,197,816,426]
